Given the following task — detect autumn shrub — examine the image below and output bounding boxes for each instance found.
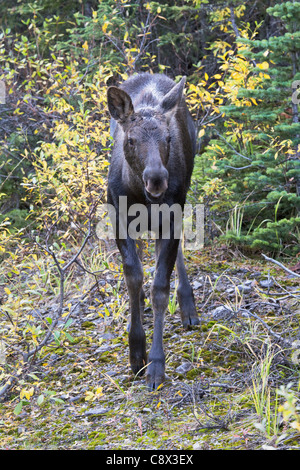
[192,7,300,256]
[0,10,116,399]
[0,0,299,403]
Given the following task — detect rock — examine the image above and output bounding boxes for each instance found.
[260,279,274,289]
[101,332,115,341]
[175,362,193,374]
[225,287,236,295]
[211,306,233,320]
[192,280,202,289]
[249,272,261,279]
[49,353,60,362]
[193,442,202,450]
[84,407,109,417]
[237,283,252,294]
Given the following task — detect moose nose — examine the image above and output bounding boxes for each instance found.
[143,166,169,199]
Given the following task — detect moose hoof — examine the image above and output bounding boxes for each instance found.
[129,326,147,376]
[178,291,199,329]
[146,360,165,391]
[131,362,146,377]
[181,313,199,329]
[130,349,147,377]
[130,346,147,377]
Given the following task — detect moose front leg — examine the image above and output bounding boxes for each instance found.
[116,237,147,376]
[146,238,179,390]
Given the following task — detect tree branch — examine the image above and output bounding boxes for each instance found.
[262,254,300,279]
[214,130,252,161]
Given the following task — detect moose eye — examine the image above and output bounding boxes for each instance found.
[127,137,135,146]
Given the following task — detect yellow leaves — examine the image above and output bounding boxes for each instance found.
[202,177,228,197]
[102,22,108,33]
[85,387,104,401]
[102,21,111,35]
[272,137,294,160]
[220,62,229,72]
[235,4,246,18]
[217,46,265,106]
[278,397,300,434]
[27,100,110,228]
[198,128,205,139]
[62,303,72,318]
[188,83,200,94]
[51,98,74,114]
[257,61,269,70]
[82,41,88,51]
[291,420,300,432]
[20,387,34,400]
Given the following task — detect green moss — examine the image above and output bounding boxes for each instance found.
[61,424,72,435]
[200,367,216,377]
[186,368,202,379]
[81,321,95,329]
[78,372,88,379]
[54,348,64,355]
[87,432,108,449]
[70,336,85,344]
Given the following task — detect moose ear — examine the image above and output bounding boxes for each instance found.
[161,76,186,114]
[107,87,134,123]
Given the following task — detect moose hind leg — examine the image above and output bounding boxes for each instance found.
[176,244,199,328]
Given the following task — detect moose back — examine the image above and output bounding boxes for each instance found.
[107,73,199,389]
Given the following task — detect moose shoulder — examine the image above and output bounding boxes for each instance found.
[107,73,199,390]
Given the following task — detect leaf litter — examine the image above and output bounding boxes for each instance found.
[0,243,300,450]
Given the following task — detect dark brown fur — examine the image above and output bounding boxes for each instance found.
[107,73,199,389]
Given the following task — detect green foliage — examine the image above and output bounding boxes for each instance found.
[1,0,298,256]
[1,2,300,450]
[0,0,299,401]
[0,209,29,231]
[194,1,300,255]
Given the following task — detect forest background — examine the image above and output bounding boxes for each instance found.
[0,0,300,450]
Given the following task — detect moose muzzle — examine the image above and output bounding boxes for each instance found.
[143,166,169,201]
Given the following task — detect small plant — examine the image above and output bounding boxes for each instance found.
[168,284,179,315]
[277,382,300,434]
[226,203,244,238]
[250,347,282,440]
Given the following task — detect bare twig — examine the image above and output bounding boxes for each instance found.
[262,254,300,279]
[238,307,292,348]
[214,130,252,161]
[0,200,100,400]
[230,5,240,38]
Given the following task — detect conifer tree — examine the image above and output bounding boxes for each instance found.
[203,0,300,255]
